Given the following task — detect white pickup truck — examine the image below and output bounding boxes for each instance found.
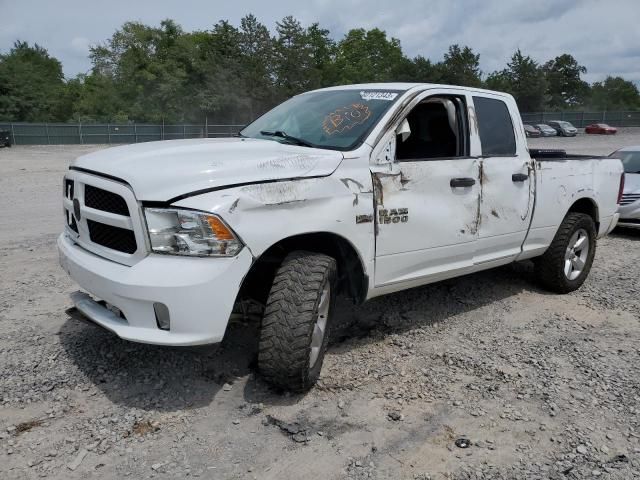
[58,83,624,391]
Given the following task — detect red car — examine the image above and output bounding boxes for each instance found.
[585,123,617,135]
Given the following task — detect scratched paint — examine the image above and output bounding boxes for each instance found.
[239,179,317,206]
[257,154,321,172]
[228,198,239,214]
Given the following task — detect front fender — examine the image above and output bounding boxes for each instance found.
[172,159,377,279]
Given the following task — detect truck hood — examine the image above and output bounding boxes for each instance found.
[71,138,344,201]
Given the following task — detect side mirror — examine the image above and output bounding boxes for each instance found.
[396,119,411,142]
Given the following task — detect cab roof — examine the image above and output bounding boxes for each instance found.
[307,82,513,98]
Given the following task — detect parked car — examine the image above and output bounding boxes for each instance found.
[535,124,557,136]
[610,146,640,228]
[524,124,541,138]
[58,83,624,392]
[585,123,617,135]
[0,129,11,147]
[547,120,578,137]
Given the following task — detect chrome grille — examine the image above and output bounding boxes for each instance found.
[62,171,146,266]
[620,193,640,206]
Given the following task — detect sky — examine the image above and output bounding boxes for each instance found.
[1,0,639,84]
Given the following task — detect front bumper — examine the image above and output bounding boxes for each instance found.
[58,233,253,346]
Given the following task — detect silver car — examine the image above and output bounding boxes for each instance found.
[535,124,558,137]
[610,146,640,229]
[547,120,578,137]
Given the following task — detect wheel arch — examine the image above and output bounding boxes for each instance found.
[238,232,369,306]
[567,196,599,229]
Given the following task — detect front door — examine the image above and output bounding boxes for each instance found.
[373,91,480,290]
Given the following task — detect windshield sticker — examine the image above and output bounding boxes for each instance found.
[360,91,398,102]
[323,103,372,135]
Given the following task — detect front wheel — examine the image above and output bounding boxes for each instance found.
[258,251,337,392]
[534,212,596,293]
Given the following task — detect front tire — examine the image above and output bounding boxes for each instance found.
[258,251,337,392]
[534,212,596,293]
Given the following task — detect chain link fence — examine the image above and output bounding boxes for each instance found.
[0,123,244,146]
[2,112,640,145]
[520,111,640,128]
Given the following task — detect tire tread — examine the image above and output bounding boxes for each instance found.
[535,212,596,293]
[258,251,336,392]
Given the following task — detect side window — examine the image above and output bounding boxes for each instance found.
[473,96,516,156]
[396,95,468,161]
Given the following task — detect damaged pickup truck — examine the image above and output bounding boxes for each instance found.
[58,83,624,391]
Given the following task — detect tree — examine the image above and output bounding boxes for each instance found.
[438,45,482,87]
[589,76,640,110]
[334,28,407,84]
[191,21,249,123]
[305,23,336,89]
[273,16,312,99]
[543,54,589,108]
[238,14,274,117]
[87,20,199,122]
[0,41,70,122]
[404,55,441,83]
[4,15,640,123]
[486,50,546,112]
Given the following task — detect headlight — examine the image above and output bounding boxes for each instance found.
[144,208,243,257]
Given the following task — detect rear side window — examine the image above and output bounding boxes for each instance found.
[473,96,516,156]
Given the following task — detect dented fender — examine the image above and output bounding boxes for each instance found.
[173,156,377,278]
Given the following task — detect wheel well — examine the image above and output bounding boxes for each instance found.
[567,197,599,229]
[238,233,368,307]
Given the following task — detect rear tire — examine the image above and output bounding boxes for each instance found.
[258,251,337,392]
[534,212,596,293]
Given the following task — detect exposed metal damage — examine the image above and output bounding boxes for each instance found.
[340,177,370,206]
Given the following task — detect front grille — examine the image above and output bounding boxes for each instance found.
[87,220,137,254]
[63,174,143,264]
[620,193,640,206]
[85,184,130,216]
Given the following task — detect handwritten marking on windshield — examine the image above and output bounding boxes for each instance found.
[323,104,372,135]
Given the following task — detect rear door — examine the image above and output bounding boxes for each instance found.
[472,95,534,265]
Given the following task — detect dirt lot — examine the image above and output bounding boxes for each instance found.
[1,131,639,479]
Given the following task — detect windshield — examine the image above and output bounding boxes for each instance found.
[241,89,404,150]
[611,150,640,173]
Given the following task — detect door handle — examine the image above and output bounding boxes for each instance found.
[512,173,529,182]
[450,177,476,188]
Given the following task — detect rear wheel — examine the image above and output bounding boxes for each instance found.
[258,251,337,392]
[534,212,596,293]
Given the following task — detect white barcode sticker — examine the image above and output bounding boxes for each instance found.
[359,91,398,101]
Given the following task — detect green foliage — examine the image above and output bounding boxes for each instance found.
[487,50,547,112]
[438,45,482,87]
[333,28,406,84]
[0,41,70,122]
[543,54,589,108]
[589,76,640,110]
[1,16,639,123]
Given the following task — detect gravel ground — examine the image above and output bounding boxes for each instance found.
[1,132,639,480]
